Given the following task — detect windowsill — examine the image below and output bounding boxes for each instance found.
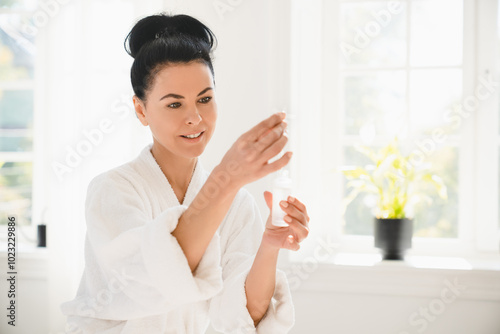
[283,252,500,301]
[0,242,48,279]
[330,253,500,271]
[1,243,498,301]
[0,241,48,255]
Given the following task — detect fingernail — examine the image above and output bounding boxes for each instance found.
[281,201,288,208]
[288,196,295,203]
[284,215,292,223]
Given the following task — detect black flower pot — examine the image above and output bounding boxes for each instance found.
[374,218,413,260]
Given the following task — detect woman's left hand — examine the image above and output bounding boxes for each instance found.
[261,191,310,251]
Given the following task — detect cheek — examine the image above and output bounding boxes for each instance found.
[210,111,217,127]
[207,104,218,127]
[148,110,178,136]
[207,112,217,141]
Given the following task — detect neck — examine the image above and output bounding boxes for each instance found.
[150,141,198,192]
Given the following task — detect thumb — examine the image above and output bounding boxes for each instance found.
[263,191,273,210]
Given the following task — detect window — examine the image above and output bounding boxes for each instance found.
[0,0,38,235]
[339,0,464,239]
[289,0,499,261]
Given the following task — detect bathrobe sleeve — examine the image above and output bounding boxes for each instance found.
[78,172,224,319]
[208,189,295,334]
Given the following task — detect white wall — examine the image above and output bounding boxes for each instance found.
[184,0,292,217]
[0,250,49,334]
[2,252,499,334]
[290,291,500,334]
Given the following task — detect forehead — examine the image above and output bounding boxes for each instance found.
[151,62,214,96]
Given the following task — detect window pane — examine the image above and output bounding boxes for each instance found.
[0,132,32,151]
[0,89,33,151]
[409,69,462,135]
[0,89,33,128]
[338,0,462,241]
[412,146,458,238]
[344,71,406,136]
[343,146,374,236]
[410,0,463,67]
[0,0,37,11]
[0,161,32,226]
[340,1,407,67]
[0,13,36,80]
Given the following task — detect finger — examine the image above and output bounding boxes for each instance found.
[283,215,309,242]
[261,151,293,175]
[257,120,287,141]
[286,197,310,222]
[240,123,285,165]
[285,234,300,251]
[263,191,272,210]
[280,201,308,226]
[245,112,286,142]
[254,121,287,153]
[259,130,288,163]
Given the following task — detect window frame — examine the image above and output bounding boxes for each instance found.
[289,0,499,262]
[475,0,500,252]
[0,1,45,245]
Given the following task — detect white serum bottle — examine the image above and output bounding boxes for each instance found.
[272,169,293,227]
[271,110,294,227]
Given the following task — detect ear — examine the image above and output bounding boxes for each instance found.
[133,95,148,126]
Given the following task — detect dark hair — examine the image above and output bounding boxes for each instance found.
[124,13,217,101]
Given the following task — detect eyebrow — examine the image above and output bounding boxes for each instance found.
[159,87,213,101]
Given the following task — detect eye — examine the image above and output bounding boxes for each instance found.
[168,102,181,109]
[198,96,212,104]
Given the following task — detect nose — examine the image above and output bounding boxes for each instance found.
[186,107,202,125]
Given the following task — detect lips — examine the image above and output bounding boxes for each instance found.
[180,131,204,139]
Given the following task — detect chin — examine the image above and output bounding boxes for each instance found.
[180,147,206,159]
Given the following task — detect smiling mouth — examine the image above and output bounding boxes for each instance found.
[181,131,204,139]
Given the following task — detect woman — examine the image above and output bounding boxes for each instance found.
[61,13,310,334]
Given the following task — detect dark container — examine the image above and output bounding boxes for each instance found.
[37,224,46,247]
[374,218,413,260]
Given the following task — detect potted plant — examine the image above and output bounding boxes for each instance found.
[341,138,448,260]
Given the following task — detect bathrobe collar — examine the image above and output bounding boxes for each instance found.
[140,142,208,208]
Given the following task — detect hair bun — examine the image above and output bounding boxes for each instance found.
[124,13,216,59]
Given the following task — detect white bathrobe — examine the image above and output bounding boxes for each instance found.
[60,143,295,334]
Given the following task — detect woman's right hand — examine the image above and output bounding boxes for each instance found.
[216,112,292,189]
